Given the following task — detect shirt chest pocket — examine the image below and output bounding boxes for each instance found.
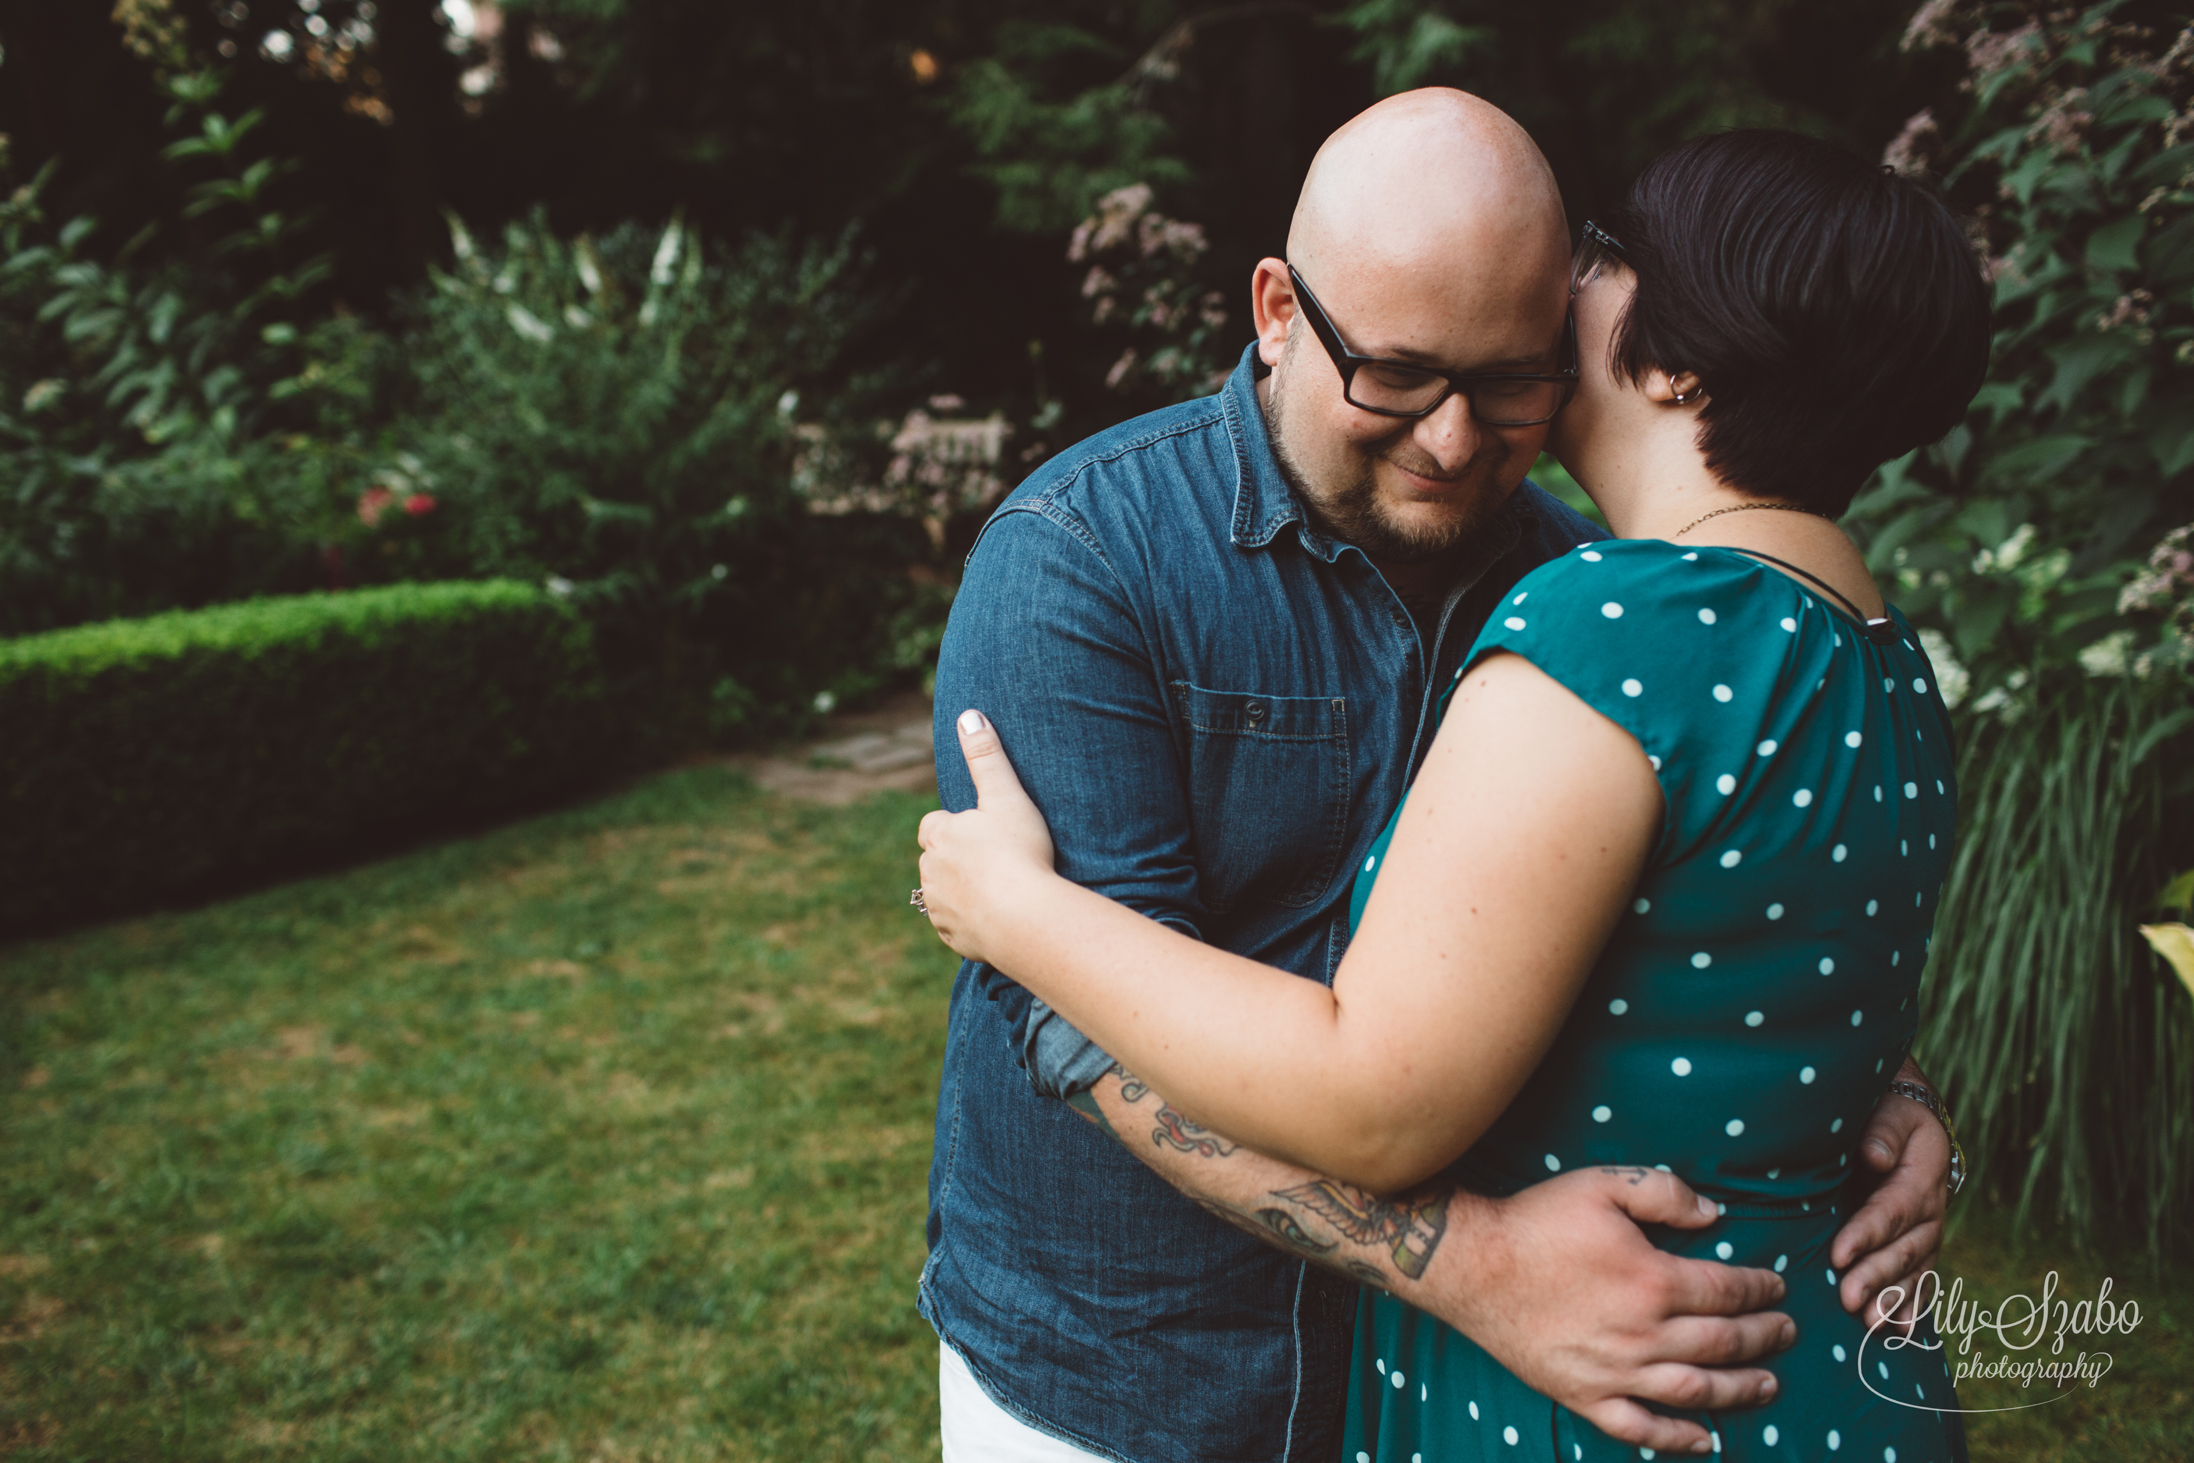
[1171,683,1351,914]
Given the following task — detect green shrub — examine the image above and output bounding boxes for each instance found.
[1850,0,2194,695]
[394,210,938,742]
[0,580,609,936]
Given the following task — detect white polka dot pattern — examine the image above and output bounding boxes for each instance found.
[1345,538,1962,1463]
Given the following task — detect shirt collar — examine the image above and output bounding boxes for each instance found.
[1221,343,1340,560]
[1219,340,1535,572]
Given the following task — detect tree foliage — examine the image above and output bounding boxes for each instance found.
[1331,0,1952,219]
[0,62,363,635]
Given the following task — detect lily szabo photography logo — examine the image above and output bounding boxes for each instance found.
[1863,1271,2144,1412]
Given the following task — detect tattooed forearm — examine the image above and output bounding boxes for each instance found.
[1099,1064,1235,1157]
[1151,1103,1238,1158]
[1064,1088,1120,1141]
[1271,1178,1451,1280]
[1074,1065,1459,1296]
[1254,1207,1338,1254]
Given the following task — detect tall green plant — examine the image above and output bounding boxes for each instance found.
[1919,676,2194,1263]
[1848,1,2194,695]
[396,211,917,734]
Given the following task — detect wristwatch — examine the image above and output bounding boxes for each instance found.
[1888,1078,1966,1198]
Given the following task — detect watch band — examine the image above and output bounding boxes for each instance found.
[1888,1078,1966,1198]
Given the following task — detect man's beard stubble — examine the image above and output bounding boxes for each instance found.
[1261,333,1517,566]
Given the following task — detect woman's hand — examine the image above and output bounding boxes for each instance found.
[916,710,1059,966]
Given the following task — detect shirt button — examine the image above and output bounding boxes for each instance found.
[1244,701,1267,724]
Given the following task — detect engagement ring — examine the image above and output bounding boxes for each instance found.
[909,888,929,915]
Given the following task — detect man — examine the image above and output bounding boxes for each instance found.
[923,89,1955,1463]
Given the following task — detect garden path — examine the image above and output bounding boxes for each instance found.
[735,691,940,804]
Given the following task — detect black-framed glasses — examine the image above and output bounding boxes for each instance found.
[1286,263,1577,426]
[1572,220,1626,296]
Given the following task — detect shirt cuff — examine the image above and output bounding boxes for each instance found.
[973,914,1200,1100]
[1024,999,1116,1100]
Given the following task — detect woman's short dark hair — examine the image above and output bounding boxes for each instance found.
[1606,130,1991,516]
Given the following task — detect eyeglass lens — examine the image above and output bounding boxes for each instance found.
[1571,223,1621,297]
[1345,366,1567,426]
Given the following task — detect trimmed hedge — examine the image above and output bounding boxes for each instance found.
[0,580,610,935]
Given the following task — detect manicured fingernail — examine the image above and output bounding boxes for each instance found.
[1868,1140,1891,1161]
[958,709,986,735]
[1780,1319,1796,1346]
[1759,1375,1778,1399]
[1696,1195,1715,1218]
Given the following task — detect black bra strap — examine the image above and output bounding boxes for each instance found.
[1726,547,1900,645]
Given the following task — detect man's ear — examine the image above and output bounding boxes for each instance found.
[1249,258,1295,369]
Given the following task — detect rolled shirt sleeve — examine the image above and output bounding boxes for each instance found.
[933,503,1207,1099]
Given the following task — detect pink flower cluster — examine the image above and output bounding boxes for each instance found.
[2119,523,2194,647]
[357,486,437,527]
[1065,181,1230,398]
[1066,184,1208,265]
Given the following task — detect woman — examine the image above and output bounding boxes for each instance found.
[917,130,1988,1462]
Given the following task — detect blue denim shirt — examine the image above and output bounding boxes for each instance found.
[921,344,1603,1463]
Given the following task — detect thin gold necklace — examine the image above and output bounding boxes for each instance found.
[1673,500,1830,539]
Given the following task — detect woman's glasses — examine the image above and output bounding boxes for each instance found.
[1572,220,1626,296]
[1286,264,1578,426]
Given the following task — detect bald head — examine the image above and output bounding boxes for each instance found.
[1250,90,1572,571]
[1288,88,1567,309]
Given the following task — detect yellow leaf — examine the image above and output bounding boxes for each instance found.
[2141,923,2194,1000]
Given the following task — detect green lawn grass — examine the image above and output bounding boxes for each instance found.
[1,766,2187,1460]
[1,768,952,1461]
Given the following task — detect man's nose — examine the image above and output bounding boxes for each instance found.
[1412,390,1481,473]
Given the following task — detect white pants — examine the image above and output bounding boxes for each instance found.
[939,1341,1110,1463]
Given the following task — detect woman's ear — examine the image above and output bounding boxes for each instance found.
[1643,369,1706,406]
[1249,258,1295,369]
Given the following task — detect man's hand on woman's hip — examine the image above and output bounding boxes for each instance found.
[1414,1168,1791,1457]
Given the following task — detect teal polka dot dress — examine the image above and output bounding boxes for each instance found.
[1340,540,1968,1463]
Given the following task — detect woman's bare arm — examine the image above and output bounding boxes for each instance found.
[916,652,1661,1192]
